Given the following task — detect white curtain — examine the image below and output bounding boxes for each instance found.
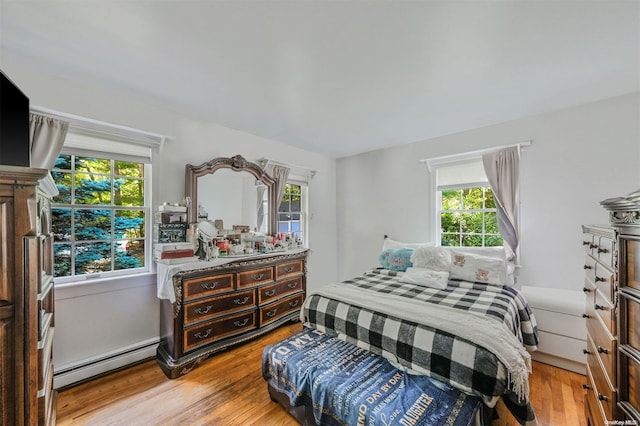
[256,163,290,232]
[29,113,68,170]
[482,147,519,260]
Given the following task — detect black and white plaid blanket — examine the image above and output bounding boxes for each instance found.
[301,269,539,425]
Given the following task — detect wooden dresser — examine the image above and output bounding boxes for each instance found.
[0,166,56,425]
[582,224,618,425]
[157,250,308,378]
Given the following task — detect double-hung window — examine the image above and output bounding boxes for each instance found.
[277,182,307,243]
[434,158,503,247]
[51,127,158,283]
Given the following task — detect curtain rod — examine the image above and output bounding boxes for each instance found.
[419,140,532,172]
[30,104,173,145]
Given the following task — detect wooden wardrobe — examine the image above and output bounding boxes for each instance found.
[0,165,56,425]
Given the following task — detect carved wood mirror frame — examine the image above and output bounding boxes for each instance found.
[185,154,277,233]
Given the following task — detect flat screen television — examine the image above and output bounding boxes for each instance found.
[0,70,31,167]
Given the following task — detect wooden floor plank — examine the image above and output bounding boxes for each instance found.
[57,323,587,425]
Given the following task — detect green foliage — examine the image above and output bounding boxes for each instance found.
[440,186,503,247]
[52,154,146,277]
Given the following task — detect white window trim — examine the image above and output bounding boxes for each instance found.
[36,106,170,286]
[422,141,531,246]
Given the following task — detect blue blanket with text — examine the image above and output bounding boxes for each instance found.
[262,328,482,426]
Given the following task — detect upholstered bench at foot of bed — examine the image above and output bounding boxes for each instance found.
[262,328,493,426]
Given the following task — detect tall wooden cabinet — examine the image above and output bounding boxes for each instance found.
[0,165,56,425]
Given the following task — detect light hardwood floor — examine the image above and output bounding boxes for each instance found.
[57,322,587,426]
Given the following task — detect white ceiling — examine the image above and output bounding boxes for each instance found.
[1,1,638,158]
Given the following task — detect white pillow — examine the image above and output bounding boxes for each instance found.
[410,246,451,272]
[449,250,507,286]
[400,268,450,290]
[382,237,435,251]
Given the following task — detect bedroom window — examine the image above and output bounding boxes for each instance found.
[438,186,503,247]
[50,126,159,284]
[278,183,307,244]
[434,158,503,247]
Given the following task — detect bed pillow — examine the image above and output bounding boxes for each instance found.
[379,248,414,271]
[410,246,451,272]
[400,267,450,290]
[382,237,435,251]
[449,250,507,286]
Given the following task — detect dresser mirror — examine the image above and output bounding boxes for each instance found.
[185,155,277,234]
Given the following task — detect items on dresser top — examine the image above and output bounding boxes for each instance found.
[156,249,308,379]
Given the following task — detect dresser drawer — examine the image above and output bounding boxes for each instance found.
[260,293,304,326]
[238,267,274,288]
[594,289,616,336]
[584,256,597,284]
[583,233,597,257]
[183,273,234,301]
[183,310,257,353]
[258,276,303,305]
[593,263,615,304]
[184,289,255,326]
[586,331,616,389]
[275,260,304,280]
[586,346,616,422]
[585,364,607,426]
[596,235,615,269]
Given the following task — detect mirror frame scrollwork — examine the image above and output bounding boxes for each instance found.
[185,154,277,233]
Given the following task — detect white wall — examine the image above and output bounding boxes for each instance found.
[337,93,640,290]
[1,58,337,385]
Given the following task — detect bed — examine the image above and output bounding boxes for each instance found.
[262,240,539,425]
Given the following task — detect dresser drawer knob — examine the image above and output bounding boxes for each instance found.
[584,265,593,270]
[583,349,592,355]
[582,384,592,390]
[582,313,591,318]
[583,241,591,246]
[583,287,591,293]
[287,281,299,289]
[597,393,608,402]
[264,289,277,297]
[590,243,598,249]
[233,318,249,327]
[283,265,295,273]
[289,300,300,307]
[597,248,608,254]
[595,276,606,282]
[597,346,609,354]
[252,273,265,281]
[201,281,218,290]
[594,304,605,311]
[234,296,250,305]
[266,309,278,318]
[194,305,213,315]
[194,329,212,339]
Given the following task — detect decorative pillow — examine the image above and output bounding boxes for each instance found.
[379,248,414,271]
[400,267,450,290]
[449,250,507,286]
[382,237,435,252]
[410,246,451,272]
